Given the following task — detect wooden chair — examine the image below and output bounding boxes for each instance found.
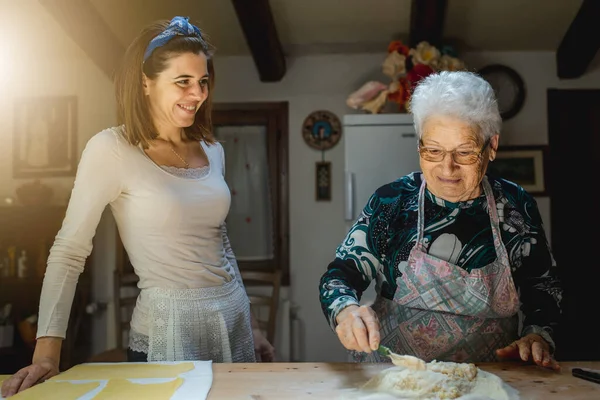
[90,270,282,361]
[240,269,282,344]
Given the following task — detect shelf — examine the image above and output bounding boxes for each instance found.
[0,277,44,286]
[0,205,93,371]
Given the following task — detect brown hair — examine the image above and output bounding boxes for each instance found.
[114,19,216,148]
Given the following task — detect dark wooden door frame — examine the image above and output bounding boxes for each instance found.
[213,102,290,286]
[547,88,600,361]
[547,89,600,247]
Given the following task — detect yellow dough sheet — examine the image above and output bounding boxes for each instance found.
[49,362,195,381]
[1,361,212,400]
[11,381,100,400]
[92,378,184,400]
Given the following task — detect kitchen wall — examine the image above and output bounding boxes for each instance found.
[1,0,599,362]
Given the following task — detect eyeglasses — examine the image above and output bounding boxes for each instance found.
[418,139,490,165]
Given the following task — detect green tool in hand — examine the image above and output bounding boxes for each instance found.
[377,344,392,357]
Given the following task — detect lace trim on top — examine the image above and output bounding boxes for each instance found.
[159,165,209,179]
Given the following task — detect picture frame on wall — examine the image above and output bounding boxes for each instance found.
[316,161,332,201]
[13,96,78,178]
[487,145,549,196]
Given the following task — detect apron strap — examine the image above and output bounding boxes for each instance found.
[415,177,428,252]
[481,176,510,265]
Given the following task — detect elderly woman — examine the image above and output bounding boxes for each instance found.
[319,71,562,370]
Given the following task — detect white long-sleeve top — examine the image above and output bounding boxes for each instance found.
[37,126,241,339]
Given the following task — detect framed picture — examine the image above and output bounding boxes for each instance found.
[13,96,78,178]
[316,161,332,201]
[487,145,549,196]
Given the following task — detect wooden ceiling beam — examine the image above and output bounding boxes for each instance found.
[408,0,448,48]
[556,0,600,79]
[38,0,124,80]
[231,0,286,82]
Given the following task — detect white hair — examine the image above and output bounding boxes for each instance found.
[410,71,502,140]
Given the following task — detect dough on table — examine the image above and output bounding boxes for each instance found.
[11,381,100,400]
[92,377,184,400]
[426,361,478,381]
[360,360,519,400]
[49,362,194,381]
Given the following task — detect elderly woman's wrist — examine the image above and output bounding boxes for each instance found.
[335,304,360,325]
[522,325,556,353]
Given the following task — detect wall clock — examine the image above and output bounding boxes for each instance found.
[302,110,342,151]
[477,64,526,121]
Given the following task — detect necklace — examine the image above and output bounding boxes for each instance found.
[169,144,190,168]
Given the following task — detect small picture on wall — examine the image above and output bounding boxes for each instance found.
[487,145,549,196]
[13,96,78,178]
[316,161,332,201]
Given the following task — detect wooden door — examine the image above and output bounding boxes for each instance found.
[547,89,600,361]
[212,102,290,286]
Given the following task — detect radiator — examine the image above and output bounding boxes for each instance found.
[275,298,303,362]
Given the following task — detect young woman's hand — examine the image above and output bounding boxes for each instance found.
[1,357,59,397]
[253,329,276,362]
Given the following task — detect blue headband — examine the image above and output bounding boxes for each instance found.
[143,16,203,62]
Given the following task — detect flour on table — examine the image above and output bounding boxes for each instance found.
[339,360,519,400]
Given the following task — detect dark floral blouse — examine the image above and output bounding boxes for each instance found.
[319,172,563,346]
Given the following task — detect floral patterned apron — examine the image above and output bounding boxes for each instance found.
[359,177,520,363]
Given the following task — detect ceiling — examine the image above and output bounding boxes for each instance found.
[88,0,583,56]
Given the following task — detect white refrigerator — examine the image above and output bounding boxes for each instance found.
[342,113,421,304]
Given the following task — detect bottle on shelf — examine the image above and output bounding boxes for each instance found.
[17,250,29,278]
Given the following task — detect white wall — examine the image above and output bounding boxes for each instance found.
[463,51,600,145]
[213,55,384,361]
[462,51,600,244]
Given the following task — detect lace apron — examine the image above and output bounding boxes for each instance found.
[146,279,256,362]
[358,177,520,363]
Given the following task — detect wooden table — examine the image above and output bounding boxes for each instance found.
[209,361,600,399]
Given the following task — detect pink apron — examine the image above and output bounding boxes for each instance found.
[360,177,520,363]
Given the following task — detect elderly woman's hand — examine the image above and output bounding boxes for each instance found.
[496,334,560,370]
[335,305,381,353]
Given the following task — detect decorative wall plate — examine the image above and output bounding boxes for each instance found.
[302,110,342,151]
